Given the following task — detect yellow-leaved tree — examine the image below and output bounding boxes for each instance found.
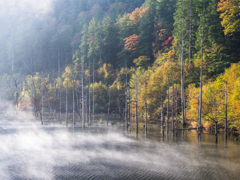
[218,0,240,35]
[187,62,240,130]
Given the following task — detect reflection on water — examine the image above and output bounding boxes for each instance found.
[0,112,240,180]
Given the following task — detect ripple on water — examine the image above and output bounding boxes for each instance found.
[0,113,240,180]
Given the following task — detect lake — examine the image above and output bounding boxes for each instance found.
[0,111,240,180]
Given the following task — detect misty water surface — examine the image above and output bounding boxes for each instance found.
[0,111,240,180]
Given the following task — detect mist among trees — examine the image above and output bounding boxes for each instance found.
[1,0,240,131]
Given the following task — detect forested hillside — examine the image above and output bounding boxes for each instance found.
[1,0,240,130]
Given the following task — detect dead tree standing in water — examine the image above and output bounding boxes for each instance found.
[144,77,147,131]
[181,0,185,126]
[198,4,205,133]
[135,71,138,133]
[82,49,85,128]
[66,76,68,126]
[225,82,227,134]
[73,71,76,125]
[107,87,111,126]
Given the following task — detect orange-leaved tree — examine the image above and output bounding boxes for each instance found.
[123,34,140,52]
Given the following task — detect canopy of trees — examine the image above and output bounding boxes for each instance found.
[1,0,240,130]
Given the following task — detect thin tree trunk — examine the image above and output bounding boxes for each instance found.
[198,5,205,133]
[58,47,60,74]
[89,58,91,125]
[125,62,128,125]
[225,82,227,134]
[54,80,57,118]
[41,74,44,124]
[100,50,102,67]
[117,98,121,117]
[92,57,95,117]
[58,46,62,121]
[76,90,80,119]
[144,77,147,131]
[181,0,185,126]
[31,50,33,72]
[172,61,175,131]
[82,50,85,128]
[118,75,121,118]
[129,94,131,126]
[66,79,68,126]
[85,90,88,123]
[59,77,62,123]
[135,73,138,133]
[44,82,53,116]
[189,0,192,64]
[176,87,178,129]
[31,83,36,117]
[215,101,218,136]
[107,87,111,126]
[215,121,218,136]
[79,93,81,121]
[73,72,75,125]
[167,59,170,131]
[161,95,163,126]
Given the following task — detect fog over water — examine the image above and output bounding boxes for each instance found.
[0,104,240,179]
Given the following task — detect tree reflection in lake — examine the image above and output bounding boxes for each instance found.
[0,112,239,180]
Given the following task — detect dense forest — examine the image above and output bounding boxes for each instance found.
[1,0,240,130]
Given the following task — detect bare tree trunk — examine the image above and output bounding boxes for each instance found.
[107,87,111,126]
[44,82,53,116]
[41,74,44,125]
[79,94,81,120]
[58,46,62,121]
[59,81,62,123]
[225,82,227,134]
[85,90,88,123]
[118,75,121,118]
[54,80,57,118]
[176,87,178,129]
[135,73,138,133]
[117,98,121,117]
[181,0,185,126]
[125,62,128,126]
[76,90,80,119]
[92,57,95,117]
[82,51,85,128]
[31,82,36,117]
[198,5,205,133]
[172,61,175,131]
[215,100,218,136]
[58,47,60,74]
[66,79,68,126]
[161,95,163,126]
[73,72,75,125]
[167,59,170,131]
[89,58,91,125]
[100,50,102,67]
[144,77,147,131]
[189,0,192,64]
[129,93,131,126]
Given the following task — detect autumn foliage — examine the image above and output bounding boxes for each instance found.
[123,34,140,51]
[218,0,240,35]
